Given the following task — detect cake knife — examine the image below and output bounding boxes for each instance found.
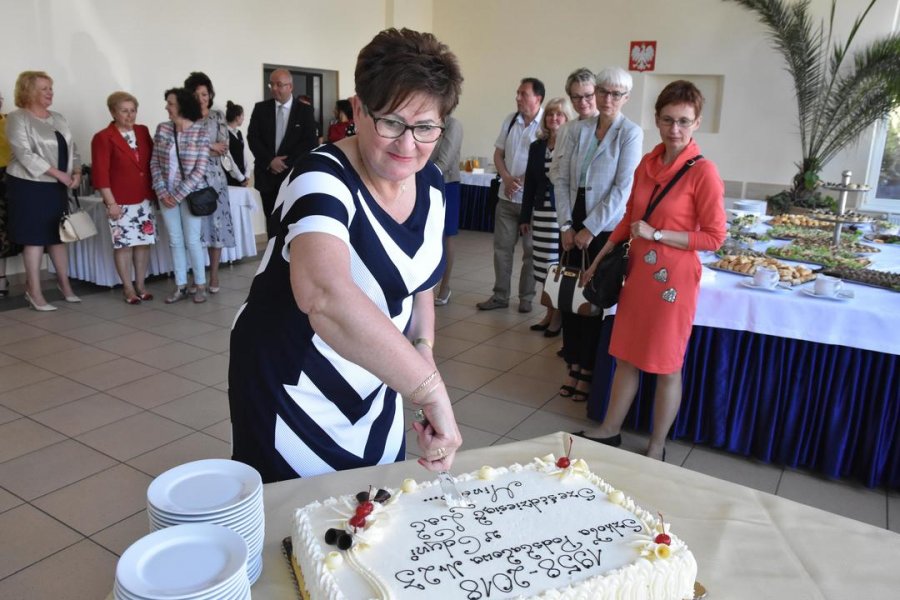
[413,409,472,507]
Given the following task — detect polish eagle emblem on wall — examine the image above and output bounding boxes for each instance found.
[629,41,657,72]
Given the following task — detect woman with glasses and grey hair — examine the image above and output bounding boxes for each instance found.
[553,66,643,403]
[229,28,464,483]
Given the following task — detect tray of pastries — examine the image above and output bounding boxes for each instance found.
[807,209,878,224]
[769,214,833,229]
[864,233,900,245]
[765,244,872,269]
[768,224,833,241]
[707,254,818,285]
[821,266,900,292]
[790,237,880,254]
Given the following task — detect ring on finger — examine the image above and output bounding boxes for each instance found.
[433,447,447,460]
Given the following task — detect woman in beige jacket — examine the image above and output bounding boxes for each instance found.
[5,71,81,310]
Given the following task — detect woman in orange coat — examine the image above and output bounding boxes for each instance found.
[91,91,157,304]
[577,80,726,460]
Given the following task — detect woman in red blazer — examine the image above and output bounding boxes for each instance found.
[91,91,157,304]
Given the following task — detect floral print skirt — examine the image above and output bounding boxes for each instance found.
[109,199,157,249]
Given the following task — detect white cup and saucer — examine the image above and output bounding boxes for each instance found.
[741,266,786,292]
[802,275,854,301]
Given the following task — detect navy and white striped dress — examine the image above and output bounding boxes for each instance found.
[229,145,445,483]
[532,146,560,282]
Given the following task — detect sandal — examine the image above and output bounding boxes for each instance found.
[559,368,578,397]
[123,293,141,305]
[137,291,154,301]
[570,371,592,403]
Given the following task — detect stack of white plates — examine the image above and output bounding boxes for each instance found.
[115,523,250,599]
[146,459,264,585]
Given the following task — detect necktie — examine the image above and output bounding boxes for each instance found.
[275,104,287,150]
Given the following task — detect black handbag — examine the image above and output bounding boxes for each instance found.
[173,128,218,217]
[584,155,702,309]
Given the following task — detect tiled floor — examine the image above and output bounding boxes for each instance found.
[0,229,896,598]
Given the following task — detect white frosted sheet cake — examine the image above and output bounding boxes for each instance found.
[292,455,696,599]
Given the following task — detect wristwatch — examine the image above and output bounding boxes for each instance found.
[652,229,663,242]
[560,220,573,233]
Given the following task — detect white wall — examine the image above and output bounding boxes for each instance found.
[432,0,900,191]
[1,0,897,223]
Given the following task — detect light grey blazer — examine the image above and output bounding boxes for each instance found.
[553,112,642,235]
[5,109,81,182]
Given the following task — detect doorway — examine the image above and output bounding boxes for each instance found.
[263,65,339,142]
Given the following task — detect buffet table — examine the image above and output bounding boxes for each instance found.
[587,239,900,488]
[54,187,260,287]
[459,171,495,232]
[248,432,900,599]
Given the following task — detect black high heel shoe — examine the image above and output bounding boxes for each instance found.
[0,276,8,298]
[558,368,578,397]
[570,371,592,402]
[530,322,550,331]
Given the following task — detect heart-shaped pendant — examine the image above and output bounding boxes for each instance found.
[644,249,657,265]
[653,268,668,283]
[662,288,677,303]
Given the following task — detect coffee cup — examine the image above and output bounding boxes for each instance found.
[752,266,779,288]
[815,275,842,296]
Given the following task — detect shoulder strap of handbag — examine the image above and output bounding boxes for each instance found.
[641,154,703,221]
[65,191,82,215]
[172,127,187,180]
[492,114,519,184]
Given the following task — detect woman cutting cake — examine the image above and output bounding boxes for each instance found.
[229,28,464,483]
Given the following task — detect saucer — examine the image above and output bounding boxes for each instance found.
[801,288,854,301]
[740,278,790,293]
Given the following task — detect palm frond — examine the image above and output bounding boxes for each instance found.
[727,0,900,197]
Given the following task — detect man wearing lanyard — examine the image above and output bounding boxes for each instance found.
[477,78,545,313]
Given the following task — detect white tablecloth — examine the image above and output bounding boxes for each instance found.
[460,171,496,187]
[56,187,259,287]
[244,433,899,600]
[692,240,900,355]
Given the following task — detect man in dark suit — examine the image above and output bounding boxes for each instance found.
[247,68,317,237]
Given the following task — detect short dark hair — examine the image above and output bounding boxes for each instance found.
[521,77,545,101]
[355,28,463,119]
[655,80,704,117]
[165,87,202,122]
[184,71,215,105]
[335,99,353,120]
[225,100,243,123]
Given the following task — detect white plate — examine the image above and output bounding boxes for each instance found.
[147,460,261,516]
[801,288,854,301]
[247,552,263,585]
[116,523,248,599]
[148,497,262,528]
[740,278,791,293]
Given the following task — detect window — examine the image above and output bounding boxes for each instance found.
[866,107,900,214]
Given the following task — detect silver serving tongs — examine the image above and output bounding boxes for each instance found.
[413,409,472,508]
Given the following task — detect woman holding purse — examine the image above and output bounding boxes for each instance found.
[576,80,726,460]
[5,71,82,311]
[150,87,210,304]
[552,67,642,401]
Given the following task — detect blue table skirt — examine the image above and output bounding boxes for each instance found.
[459,184,494,232]
[588,316,900,488]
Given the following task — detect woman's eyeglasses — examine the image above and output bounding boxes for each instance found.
[569,92,595,104]
[367,108,444,143]
[658,116,696,128]
[596,88,628,100]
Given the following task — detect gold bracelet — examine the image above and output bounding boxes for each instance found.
[408,370,440,404]
[412,337,433,349]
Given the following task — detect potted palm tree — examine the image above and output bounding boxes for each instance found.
[727,0,900,214]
